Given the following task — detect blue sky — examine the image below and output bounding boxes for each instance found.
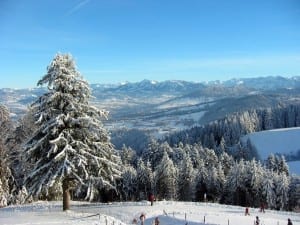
[0,0,300,88]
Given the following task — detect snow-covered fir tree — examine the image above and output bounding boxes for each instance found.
[23,53,121,210]
[206,162,225,202]
[0,105,14,207]
[178,152,195,201]
[142,139,165,170]
[6,109,37,193]
[266,154,277,172]
[262,170,276,209]
[194,158,208,201]
[277,155,289,176]
[288,175,300,210]
[219,152,234,176]
[154,151,177,200]
[119,145,137,166]
[244,159,264,206]
[223,160,246,205]
[136,159,153,200]
[0,139,12,207]
[120,165,137,201]
[274,172,290,210]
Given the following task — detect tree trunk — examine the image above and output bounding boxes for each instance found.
[62,179,70,211]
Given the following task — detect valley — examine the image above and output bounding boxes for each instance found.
[3,77,300,139]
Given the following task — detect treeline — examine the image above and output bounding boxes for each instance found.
[116,142,299,210]
[165,104,300,160]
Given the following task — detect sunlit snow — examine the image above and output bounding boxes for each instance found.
[241,127,300,175]
[0,201,299,225]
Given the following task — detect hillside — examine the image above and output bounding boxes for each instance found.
[241,127,300,175]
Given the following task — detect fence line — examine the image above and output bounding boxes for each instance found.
[71,212,125,225]
[165,209,223,225]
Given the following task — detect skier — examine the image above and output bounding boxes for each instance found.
[154,217,160,225]
[287,218,293,225]
[245,207,250,216]
[260,203,265,213]
[149,193,155,206]
[140,213,146,225]
[255,216,260,225]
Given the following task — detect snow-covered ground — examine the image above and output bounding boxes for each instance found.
[288,161,300,176]
[241,127,300,175]
[0,201,299,225]
[242,127,300,159]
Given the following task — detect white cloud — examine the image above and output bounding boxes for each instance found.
[66,0,90,16]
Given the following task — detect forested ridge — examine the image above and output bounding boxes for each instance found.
[0,54,299,211]
[165,104,300,159]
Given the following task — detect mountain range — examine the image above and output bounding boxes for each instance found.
[2,76,300,137]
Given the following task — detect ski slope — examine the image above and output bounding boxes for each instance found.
[0,200,299,225]
[241,127,300,175]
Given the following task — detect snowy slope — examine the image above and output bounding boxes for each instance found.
[241,127,300,175]
[288,161,300,176]
[0,201,299,225]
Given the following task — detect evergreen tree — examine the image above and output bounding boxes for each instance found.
[194,158,208,201]
[136,159,153,200]
[265,154,277,172]
[202,148,218,168]
[189,143,203,168]
[154,151,177,200]
[262,170,276,209]
[219,152,234,176]
[23,53,121,210]
[216,136,226,155]
[178,152,195,201]
[245,159,264,206]
[120,165,137,201]
[207,162,225,202]
[288,175,300,210]
[207,167,221,202]
[169,142,185,166]
[6,109,37,192]
[0,139,12,207]
[0,105,14,207]
[223,160,247,206]
[142,139,162,170]
[274,172,290,210]
[119,145,137,166]
[277,155,289,176]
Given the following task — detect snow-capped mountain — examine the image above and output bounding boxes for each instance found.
[94,79,205,97]
[2,76,300,136]
[223,76,300,90]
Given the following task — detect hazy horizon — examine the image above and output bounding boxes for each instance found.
[0,75,298,89]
